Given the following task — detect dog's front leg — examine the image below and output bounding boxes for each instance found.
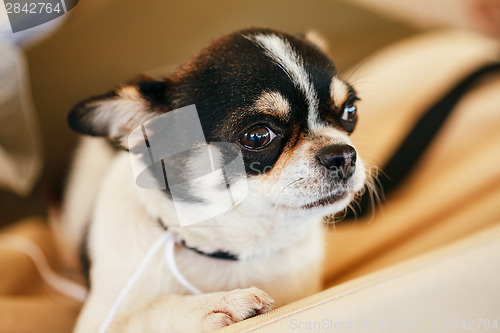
[76,287,274,333]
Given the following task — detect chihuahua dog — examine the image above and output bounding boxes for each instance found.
[58,28,366,332]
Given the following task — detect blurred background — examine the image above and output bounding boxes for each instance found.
[0,0,498,226]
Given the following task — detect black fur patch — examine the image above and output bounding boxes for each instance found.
[138,79,169,105]
[165,28,342,175]
[68,28,350,177]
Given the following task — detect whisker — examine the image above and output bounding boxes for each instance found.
[273,177,304,203]
[363,165,384,222]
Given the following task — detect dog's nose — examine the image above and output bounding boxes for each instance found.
[316,144,357,180]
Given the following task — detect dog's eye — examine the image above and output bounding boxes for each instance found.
[239,126,276,150]
[340,96,359,134]
[341,99,357,122]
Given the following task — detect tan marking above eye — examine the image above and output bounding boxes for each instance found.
[330,77,349,108]
[254,91,291,121]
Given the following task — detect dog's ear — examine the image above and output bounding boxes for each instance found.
[68,75,169,149]
[304,30,329,54]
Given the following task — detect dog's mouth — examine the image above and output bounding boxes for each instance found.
[301,191,348,209]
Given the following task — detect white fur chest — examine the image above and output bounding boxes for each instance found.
[87,154,325,315]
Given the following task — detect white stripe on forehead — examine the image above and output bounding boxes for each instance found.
[247,33,321,129]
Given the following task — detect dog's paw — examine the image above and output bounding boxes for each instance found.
[202,287,274,331]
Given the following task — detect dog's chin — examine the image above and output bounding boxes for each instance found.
[271,190,355,219]
[301,191,348,209]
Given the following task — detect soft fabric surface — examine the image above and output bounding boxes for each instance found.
[0,218,81,333]
[218,224,500,332]
[323,29,500,286]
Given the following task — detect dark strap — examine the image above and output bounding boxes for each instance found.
[180,240,239,260]
[345,62,500,220]
[157,219,239,260]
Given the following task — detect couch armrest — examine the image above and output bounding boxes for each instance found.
[217,223,500,332]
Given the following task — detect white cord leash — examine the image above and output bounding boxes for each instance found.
[0,231,201,333]
[97,231,202,333]
[0,234,88,301]
[165,234,203,295]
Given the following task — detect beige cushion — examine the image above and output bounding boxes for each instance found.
[217,224,500,332]
[324,29,500,286]
[0,219,81,333]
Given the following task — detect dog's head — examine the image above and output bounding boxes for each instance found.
[69,28,365,255]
